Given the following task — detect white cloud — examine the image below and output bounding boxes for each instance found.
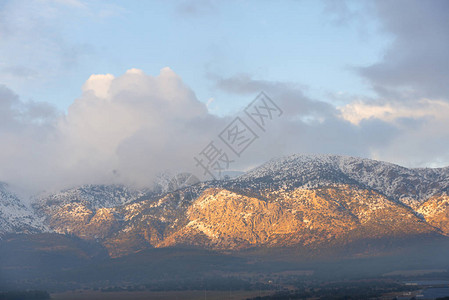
[339,99,449,125]
[337,98,449,167]
[0,68,226,194]
[82,73,115,99]
[56,67,218,188]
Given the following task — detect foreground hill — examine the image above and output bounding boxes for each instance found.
[32,154,449,257]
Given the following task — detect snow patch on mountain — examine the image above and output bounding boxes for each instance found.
[34,184,146,210]
[237,154,449,203]
[0,183,45,235]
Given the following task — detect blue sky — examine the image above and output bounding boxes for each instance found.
[1,0,449,193]
[1,0,389,114]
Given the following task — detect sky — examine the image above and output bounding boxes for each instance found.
[0,0,448,195]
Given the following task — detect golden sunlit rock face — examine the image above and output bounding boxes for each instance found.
[40,185,444,257]
[160,186,435,249]
[47,204,119,239]
[418,194,449,235]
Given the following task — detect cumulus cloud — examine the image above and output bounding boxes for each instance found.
[82,73,115,99]
[0,68,228,195]
[57,67,223,187]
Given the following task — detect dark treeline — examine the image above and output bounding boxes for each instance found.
[0,291,50,300]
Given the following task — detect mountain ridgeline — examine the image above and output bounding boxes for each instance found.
[1,154,447,258]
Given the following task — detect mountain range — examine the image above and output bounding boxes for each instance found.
[2,154,449,258]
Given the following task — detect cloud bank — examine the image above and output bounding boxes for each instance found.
[1,64,449,195]
[1,0,448,195]
[0,68,227,194]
